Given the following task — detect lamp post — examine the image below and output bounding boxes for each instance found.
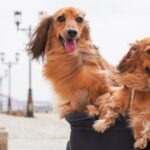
[0,70,8,96]
[14,11,47,117]
[0,70,8,112]
[0,52,19,113]
[14,11,46,117]
[14,11,33,117]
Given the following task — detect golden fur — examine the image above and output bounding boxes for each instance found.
[27,7,117,117]
[93,38,150,149]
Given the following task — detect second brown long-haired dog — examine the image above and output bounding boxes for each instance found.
[27,7,116,118]
[93,38,150,149]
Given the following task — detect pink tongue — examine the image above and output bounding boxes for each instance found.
[64,39,76,52]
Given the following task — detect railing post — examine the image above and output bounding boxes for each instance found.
[0,128,8,150]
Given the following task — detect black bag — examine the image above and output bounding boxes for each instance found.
[66,112,150,150]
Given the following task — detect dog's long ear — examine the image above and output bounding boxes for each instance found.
[27,16,53,60]
[81,21,91,41]
[117,42,140,73]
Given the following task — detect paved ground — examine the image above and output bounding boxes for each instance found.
[0,113,70,150]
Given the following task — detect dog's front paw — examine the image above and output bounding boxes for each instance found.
[59,109,69,119]
[59,106,72,119]
[87,105,99,117]
[93,119,110,133]
[134,138,147,149]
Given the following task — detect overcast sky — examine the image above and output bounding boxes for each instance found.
[0,0,150,102]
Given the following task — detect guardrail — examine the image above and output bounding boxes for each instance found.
[0,95,53,113]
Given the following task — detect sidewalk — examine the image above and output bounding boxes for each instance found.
[0,113,70,150]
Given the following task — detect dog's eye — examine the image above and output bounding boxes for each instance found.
[57,16,65,22]
[146,49,150,55]
[76,17,83,23]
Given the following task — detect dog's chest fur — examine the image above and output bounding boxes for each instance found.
[44,50,110,111]
[131,92,150,111]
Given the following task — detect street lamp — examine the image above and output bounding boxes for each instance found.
[0,70,8,112]
[0,52,19,113]
[0,70,8,96]
[14,11,22,30]
[38,11,47,20]
[14,10,47,117]
[14,11,33,117]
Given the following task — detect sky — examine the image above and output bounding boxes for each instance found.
[0,0,150,102]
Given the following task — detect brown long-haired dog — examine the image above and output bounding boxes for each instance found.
[27,7,116,118]
[93,38,150,149]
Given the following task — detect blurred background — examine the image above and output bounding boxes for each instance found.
[0,0,150,150]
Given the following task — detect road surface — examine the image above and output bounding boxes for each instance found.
[0,113,70,150]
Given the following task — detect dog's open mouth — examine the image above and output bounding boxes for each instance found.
[59,35,76,52]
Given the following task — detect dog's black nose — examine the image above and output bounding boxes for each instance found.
[145,67,150,76]
[68,29,77,38]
